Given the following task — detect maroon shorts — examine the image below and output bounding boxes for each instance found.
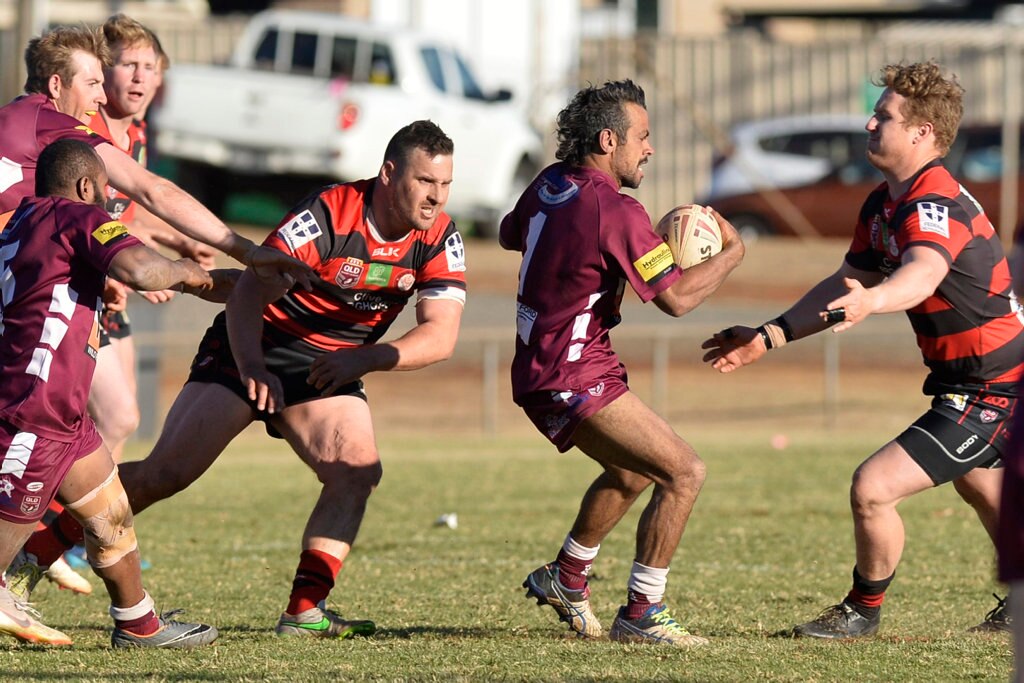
[0,419,103,524]
[518,370,630,453]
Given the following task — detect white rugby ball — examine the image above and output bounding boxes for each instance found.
[654,204,722,269]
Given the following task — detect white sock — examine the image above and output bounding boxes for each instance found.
[627,561,670,603]
[562,534,599,561]
[109,591,155,621]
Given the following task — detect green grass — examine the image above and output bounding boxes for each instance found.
[3,429,1012,681]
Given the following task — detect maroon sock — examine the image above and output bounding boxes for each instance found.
[555,549,592,591]
[624,590,658,621]
[286,549,342,615]
[115,611,160,637]
[24,511,84,566]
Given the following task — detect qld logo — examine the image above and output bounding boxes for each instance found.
[335,257,365,289]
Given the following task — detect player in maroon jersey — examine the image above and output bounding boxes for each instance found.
[0,24,312,288]
[506,80,744,647]
[14,121,466,639]
[0,138,229,647]
[703,62,1023,638]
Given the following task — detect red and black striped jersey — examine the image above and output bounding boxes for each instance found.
[87,112,147,222]
[846,160,1024,388]
[261,179,466,352]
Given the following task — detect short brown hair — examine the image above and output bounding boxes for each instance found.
[24,25,110,94]
[872,61,964,156]
[103,13,168,70]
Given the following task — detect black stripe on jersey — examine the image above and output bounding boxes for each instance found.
[646,263,678,288]
[925,330,1024,384]
[270,293,392,345]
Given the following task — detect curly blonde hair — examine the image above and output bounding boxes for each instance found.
[872,61,964,156]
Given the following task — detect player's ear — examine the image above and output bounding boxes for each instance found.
[46,73,63,100]
[75,176,92,203]
[597,128,616,154]
[379,160,395,186]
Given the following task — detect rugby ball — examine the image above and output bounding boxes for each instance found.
[654,204,722,269]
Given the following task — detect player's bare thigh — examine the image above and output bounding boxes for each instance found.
[88,343,139,431]
[272,395,379,474]
[852,439,936,506]
[572,391,700,485]
[120,383,255,510]
[109,335,138,397]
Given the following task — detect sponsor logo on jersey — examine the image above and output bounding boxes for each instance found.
[633,243,673,282]
[277,210,323,252]
[940,393,968,412]
[365,263,392,287]
[870,215,881,247]
[372,245,401,258]
[352,292,389,311]
[516,302,538,344]
[538,176,580,207]
[91,220,129,245]
[74,124,99,137]
[445,233,466,272]
[335,257,364,289]
[916,202,950,238]
[397,272,415,291]
[980,408,999,423]
[588,382,605,397]
[956,434,979,454]
[20,495,40,515]
[25,481,43,492]
[983,395,1011,408]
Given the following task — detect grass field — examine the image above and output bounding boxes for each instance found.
[2,427,1012,682]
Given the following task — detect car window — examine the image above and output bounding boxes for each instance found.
[291,31,318,76]
[453,52,485,100]
[330,36,358,80]
[254,28,278,71]
[421,47,446,93]
[760,131,867,169]
[370,42,396,85]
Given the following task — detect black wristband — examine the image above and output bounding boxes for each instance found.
[756,325,774,350]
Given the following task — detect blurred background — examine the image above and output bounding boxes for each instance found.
[2,0,1023,442]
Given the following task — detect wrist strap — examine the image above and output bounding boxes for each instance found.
[758,316,793,351]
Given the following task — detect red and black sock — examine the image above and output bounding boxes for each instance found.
[844,566,894,620]
[286,549,342,616]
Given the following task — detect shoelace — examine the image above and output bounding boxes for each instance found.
[651,608,692,635]
[157,608,187,625]
[12,596,44,621]
[984,593,1007,621]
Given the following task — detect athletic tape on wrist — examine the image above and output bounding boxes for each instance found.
[758,318,790,350]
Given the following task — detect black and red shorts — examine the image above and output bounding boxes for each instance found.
[895,382,1016,485]
[186,313,366,437]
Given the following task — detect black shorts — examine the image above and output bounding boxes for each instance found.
[98,309,132,348]
[187,312,366,438]
[895,383,1017,485]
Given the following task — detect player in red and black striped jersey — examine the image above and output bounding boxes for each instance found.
[703,62,1022,638]
[21,121,465,639]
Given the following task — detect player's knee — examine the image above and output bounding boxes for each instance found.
[319,459,383,495]
[96,403,140,445]
[666,450,706,490]
[65,471,138,569]
[849,466,887,514]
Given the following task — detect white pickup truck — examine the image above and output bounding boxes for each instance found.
[153,10,544,235]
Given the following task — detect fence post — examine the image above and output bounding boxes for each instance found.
[482,339,500,434]
[823,332,840,429]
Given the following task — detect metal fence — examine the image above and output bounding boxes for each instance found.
[579,25,1024,232]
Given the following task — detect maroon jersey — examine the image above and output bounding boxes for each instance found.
[0,196,140,441]
[260,179,466,353]
[88,112,147,222]
[0,94,107,216]
[846,160,1024,390]
[501,163,681,400]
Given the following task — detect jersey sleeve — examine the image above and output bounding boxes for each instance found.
[844,187,886,272]
[416,220,468,305]
[599,195,679,302]
[898,197,973,265]
[262,192,336,268]
[65,203,142,272]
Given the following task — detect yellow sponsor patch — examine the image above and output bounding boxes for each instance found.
[92,221,128,245]
[74,124,99,136]
[633,243,674,282]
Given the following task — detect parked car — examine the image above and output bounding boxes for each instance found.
[702,115,1022,239]
[152,9,544,235]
